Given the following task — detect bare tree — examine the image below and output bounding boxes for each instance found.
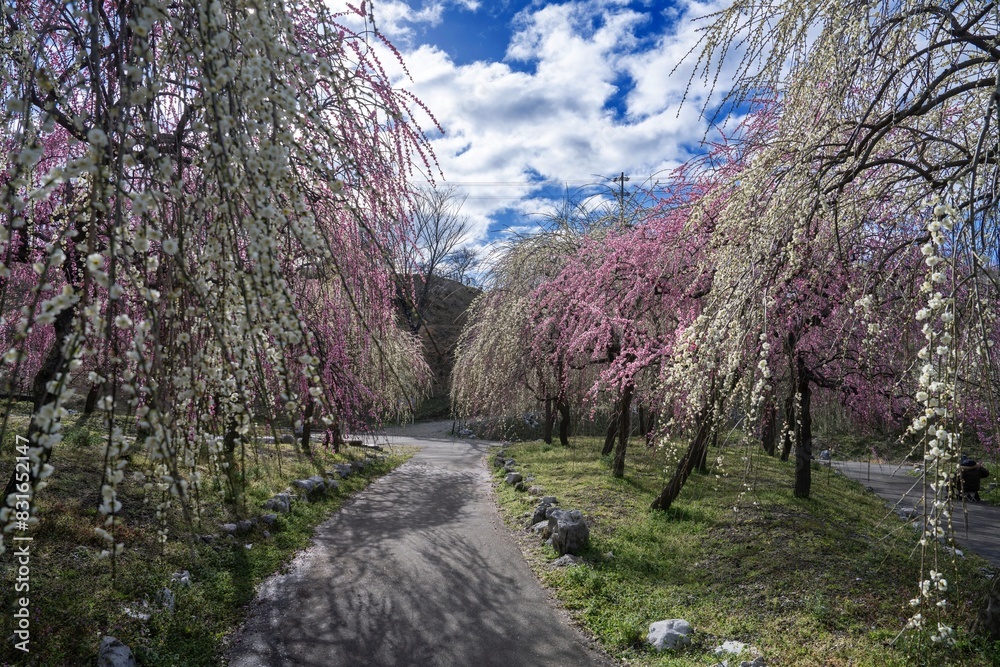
[441,246,481,285]
[408,186,472,332]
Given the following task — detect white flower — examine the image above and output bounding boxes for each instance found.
[87,128,108,147]
[162,238,179,255]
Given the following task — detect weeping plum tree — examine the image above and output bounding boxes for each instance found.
[0,0,433,561]
[690,0,1000,642]
[451,220,584,442]
[531,168,714,477]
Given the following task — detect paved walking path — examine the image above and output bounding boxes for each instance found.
[226,422,616,667]
[833,461,1000,567]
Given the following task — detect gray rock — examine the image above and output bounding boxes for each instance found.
[493,452,507,468]
[547,509,589,556]
[531,520,551,538]
[819,449,831,461]
[220,523,238,536]
[740,659,766,667]
[527,485,545,495]
[236,519,254,534]
[647,619,693,651]
[156,587,175,613]
[262,530,271,539]
[331,463,354,479]
[325,478,340,492]
[260,513,278,526]
[170,570,191,588]
[263,493,292,513]
[98,636,136,667]
[514,481,527,492]
[552,554,582,567]
[715,640,748,655]
[530,496,558,525]
[292,478,317,494]
[505,472,523,485]
[120,605,149,622]
[279,434,295,444]
[351,460,366,472]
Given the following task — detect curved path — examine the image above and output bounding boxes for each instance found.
[225,422,616,667]
[833,460,1000,567]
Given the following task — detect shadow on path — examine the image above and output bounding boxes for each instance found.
[226,427,616,667]
[834,461,1000,568]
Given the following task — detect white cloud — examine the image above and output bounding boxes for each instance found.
[335,0,745,243]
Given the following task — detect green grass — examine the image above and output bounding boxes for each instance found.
[0,422,411,666]
[493,437,1000,667]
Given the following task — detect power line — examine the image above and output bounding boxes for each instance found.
[413,176,663,187]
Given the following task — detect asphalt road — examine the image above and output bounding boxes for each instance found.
[833,460,1000,567]
[225,422,616,667]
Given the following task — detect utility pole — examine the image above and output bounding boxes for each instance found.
[612,172,629,227]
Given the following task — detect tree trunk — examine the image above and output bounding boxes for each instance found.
[638,405,647,435]
[328,417,343,454]
[761,402,777,456]
[645,409,657,447]
[612,384,633,477]
[780,391,795,462]
[557,397,570,446]
[84,384,99,416]
[300,398,314,457]
[697,430,715,473]
[223,422,244,507]
[542,398,555,445]
[651,412,713,511]
[3,305,76,503]
[973,572,1000,640]
[602,409,618,456]
[794,356,812,499]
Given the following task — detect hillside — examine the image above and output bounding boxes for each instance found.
[405,274,480,418]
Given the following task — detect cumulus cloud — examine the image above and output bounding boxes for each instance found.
[332,0,744,243]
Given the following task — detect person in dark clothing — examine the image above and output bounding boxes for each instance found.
[956,457,990,502]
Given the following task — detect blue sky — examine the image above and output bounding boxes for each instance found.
[333,0,741,246]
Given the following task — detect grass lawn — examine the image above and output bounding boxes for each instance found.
[493,437,1000,667]
[0,414,411,666]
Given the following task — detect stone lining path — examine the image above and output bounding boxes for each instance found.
[225,422,616,667]
[833,461,1000,567]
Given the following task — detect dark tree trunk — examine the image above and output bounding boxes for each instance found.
[644,409,657,448]
[638,405,647,435]
[602,409,618,456]
[780,391,795,462]
[557,397,570,446]
[697,430,715,473]
[973,572,1000,640]
[612,384,633,477]
[794,356,812,499]
[651,411,713,511]
[223,422,244,507]
[761,402,777,456]
[780,336,797,462]
[300,398,314,457]
[542,398,555,445]
[3,305,76,503]
[83,384,99,416]
[326,417,343,454]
